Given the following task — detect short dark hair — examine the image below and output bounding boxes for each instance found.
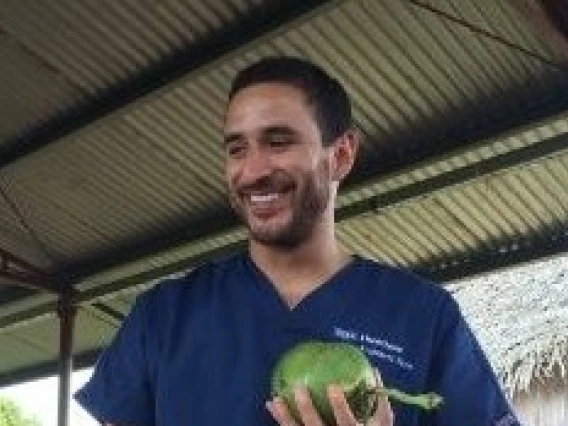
[229,56,352,146]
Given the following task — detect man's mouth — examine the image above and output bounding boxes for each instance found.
[242,189,292,218]
[249,193,280,204]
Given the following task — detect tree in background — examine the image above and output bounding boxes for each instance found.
[0,397,39,426]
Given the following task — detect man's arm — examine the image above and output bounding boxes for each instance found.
[74,293,155,426]
[427,295,521,425]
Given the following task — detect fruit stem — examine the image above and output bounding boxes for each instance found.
[369,387,444,410]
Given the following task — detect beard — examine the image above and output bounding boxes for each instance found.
[228,163,331,248]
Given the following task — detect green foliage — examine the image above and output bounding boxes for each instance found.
[0,397,40,426]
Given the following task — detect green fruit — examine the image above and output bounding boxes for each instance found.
[271,340,378,425]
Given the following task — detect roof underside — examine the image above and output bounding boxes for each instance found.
[1,0,568,387]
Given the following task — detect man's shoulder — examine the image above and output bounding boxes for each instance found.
[140,251,246,302]
[355,255,453,302]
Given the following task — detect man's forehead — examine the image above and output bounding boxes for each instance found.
[224,83,313,128]
[226,82,309,111]
[230,80,305,98]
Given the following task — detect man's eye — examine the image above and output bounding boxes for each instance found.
[268,134,292,146]
[226,143,245,157]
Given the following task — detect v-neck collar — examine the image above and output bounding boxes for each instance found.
[242,251,360,316]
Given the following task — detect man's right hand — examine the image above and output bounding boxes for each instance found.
[266,379,394,426]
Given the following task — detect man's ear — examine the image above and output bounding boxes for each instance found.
[331,130,360,182]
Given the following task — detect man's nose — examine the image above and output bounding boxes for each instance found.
[239,147,272,185]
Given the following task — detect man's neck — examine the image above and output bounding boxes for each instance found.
[249,229,351,308]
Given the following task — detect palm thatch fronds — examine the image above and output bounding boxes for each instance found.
[447,255,568,395]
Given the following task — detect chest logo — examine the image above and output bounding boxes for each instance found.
[332,326,415,371]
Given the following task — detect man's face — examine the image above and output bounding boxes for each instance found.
[223,82,334,248]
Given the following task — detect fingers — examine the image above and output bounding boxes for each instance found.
[372,369,395,425]
[295,386,326,426]
[328,370,395,426]
[328,384,359,425]
[267,379,394,426]
[266,396,298,426]
[267,385,326,426]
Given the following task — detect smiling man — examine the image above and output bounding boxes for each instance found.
[224,82,334,249]
[75,57,521,426]
[223,76,358,308]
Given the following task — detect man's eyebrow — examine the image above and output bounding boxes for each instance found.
[223,126,296,145]
[261,126,297,136]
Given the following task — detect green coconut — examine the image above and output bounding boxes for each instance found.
[271,340,443,425]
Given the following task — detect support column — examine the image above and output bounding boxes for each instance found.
[57,289,77,426]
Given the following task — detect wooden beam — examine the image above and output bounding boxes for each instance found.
[0,247,60,294]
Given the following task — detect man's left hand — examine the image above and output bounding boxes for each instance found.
[266,382,394,426]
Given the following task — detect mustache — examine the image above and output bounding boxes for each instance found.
[235,174,294,195]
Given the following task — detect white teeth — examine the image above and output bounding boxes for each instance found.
[250,193,279,203]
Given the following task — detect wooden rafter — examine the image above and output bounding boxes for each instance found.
[0,247,60,294]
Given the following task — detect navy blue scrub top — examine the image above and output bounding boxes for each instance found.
[75,252,520,426]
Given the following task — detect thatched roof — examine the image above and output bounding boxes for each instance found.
[447,255,568,395]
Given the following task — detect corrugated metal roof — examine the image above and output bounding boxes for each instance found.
[2,0,567,274]
[2,108,566,386]
[8,106,566,316]
[0,307,116,378]
[339,149,568,269]
[1,0,568,386]
[420,0,558,57]
[0,0,323,151]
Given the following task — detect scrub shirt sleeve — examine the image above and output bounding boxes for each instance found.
[74,293,155,425]
[424,295,522,426]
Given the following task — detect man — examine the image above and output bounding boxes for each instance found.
[75,57,521,425]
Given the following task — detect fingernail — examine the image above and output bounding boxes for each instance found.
[294,384,309,400]
[327,384,342,398]
[267,399,281,416]
[273,396,285,407]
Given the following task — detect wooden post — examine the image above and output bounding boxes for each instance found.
[57,289,77,426]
